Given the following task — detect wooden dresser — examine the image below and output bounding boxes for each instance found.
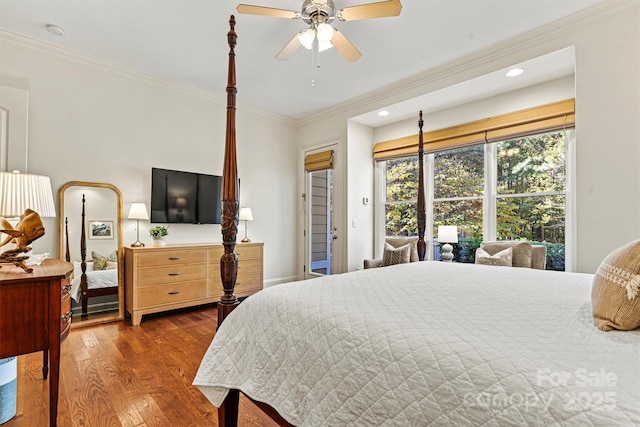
[124,243,263,325]
[0,259,73,427]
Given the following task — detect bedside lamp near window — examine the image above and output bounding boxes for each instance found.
[239,207,253,243]
[128,203,149,247]
[437,225,458,262]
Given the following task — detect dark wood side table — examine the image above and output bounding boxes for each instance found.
[0,259,73,427]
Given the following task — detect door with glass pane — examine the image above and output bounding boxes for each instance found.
[304,147,336,278]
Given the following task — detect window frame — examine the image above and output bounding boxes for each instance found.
[376,129,576,270]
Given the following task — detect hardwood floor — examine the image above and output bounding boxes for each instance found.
[4,304,279,427]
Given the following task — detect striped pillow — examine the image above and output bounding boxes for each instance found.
[592,240,640,331]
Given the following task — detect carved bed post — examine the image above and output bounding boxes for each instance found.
[417,111,426,261]
[218,15,240,327]
[80,194,89,319]
[217,15,241,427]
[64,217,71,262]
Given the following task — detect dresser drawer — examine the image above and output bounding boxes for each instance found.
[137,250,206,268]
[60,292,72,338]
[138,280,208,307]
[138,264,206,287]
[238,258,261,272]
[236,271,262,293]
[236,245,262,259]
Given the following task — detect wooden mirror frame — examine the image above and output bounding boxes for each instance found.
[57,181,124,328]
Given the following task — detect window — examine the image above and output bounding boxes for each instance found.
[433,144,484,240]
[379,130,570,270]
[384,157,418,236]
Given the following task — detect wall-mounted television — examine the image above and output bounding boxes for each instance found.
[150,167,222,224]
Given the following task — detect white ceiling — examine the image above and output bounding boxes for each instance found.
[0,1,604,123]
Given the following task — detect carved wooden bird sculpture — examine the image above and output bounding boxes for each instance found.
[0,209,46,273]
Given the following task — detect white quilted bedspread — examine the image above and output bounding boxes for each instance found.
[194,261,640,426]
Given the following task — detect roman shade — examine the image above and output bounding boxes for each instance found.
[305,150,334,172]
[373,99,575,160]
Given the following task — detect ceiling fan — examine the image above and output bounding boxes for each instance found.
[236,0,402,62]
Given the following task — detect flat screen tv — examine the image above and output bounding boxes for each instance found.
[150,167,222,224]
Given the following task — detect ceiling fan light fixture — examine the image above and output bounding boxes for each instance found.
[298,28,315,49]
[318,39,333,52]
[316,23,334,42]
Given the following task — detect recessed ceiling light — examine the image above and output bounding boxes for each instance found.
[506,68,524,77]
[46,24,65,36]
[377,110,390,117]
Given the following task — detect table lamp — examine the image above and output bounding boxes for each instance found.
[0,171,56,271]
[437,225,458,262]
[128,203,149,247]
[239,207,253,243]
[0,171,56,219]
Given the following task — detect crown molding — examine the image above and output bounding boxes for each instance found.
[0,28,297,127]
[298,0,638,128]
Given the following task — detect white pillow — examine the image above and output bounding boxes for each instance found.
[475,247,513,267]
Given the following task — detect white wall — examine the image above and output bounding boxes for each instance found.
[297,0,639,274]
[0,31,299,285]
[346,120,375,271]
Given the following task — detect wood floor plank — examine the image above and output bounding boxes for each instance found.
[3,304,279,427]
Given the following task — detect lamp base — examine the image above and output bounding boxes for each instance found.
[241,237,251,243]
[441,243,454,262]
[131,240,145,248]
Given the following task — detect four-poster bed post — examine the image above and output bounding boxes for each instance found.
[216,15,241,427]
[79,194,89,318]
[417,110,426,261]
[218,15,240,330]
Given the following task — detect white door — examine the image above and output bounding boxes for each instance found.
[304,145,338,279]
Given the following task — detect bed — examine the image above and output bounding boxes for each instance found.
[64,194,119,319]
[193,15,640,426]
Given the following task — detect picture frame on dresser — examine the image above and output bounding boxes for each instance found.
[124,243,263,325]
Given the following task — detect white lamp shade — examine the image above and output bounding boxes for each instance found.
[297,28,315,49]
[316,23,334,42]
[437,225,459,244]
[239,207,253,221]
[128,203,149,220]
[0,171,56,217]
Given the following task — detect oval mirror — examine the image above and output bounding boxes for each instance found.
[57,181,124,327]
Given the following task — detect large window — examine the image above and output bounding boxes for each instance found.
[381,131,569,270]
[385,157,418,236]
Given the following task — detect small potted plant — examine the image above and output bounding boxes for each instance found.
[149,225,169,246]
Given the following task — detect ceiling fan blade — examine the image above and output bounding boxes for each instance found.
[275,34,302,61]
[331,30,362,62]
[338,0,402,21]
[236,4,299,19]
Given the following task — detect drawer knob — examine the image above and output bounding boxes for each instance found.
[168,291,181,295]
[62,284,72,294]
[168,272,182,276]
[168,257,182,260]
[61,311,72,324]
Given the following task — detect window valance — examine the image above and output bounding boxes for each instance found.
[373,99,575,160]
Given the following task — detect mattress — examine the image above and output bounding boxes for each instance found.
[194,261,640,426]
